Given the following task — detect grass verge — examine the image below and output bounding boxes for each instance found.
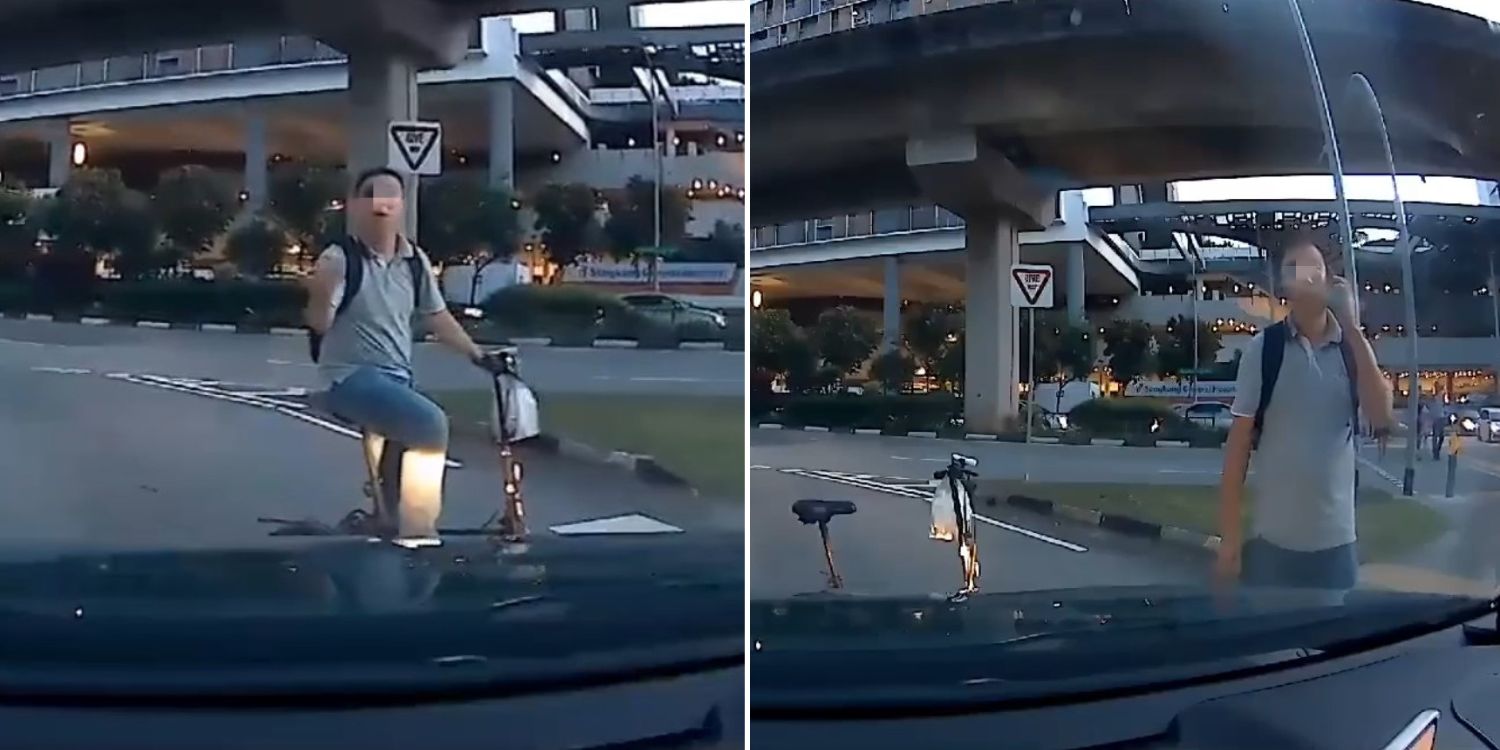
[979,480,1447,564]
[432,390,744,502]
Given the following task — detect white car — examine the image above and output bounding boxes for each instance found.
[618,293,728,330]
[1180,401,1235,430]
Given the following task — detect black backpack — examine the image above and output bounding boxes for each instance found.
[1251,319,1359,450]
[308,235,427,363]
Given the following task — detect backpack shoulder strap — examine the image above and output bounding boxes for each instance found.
[406,250,426,312]
[335,237,365,319]
[1252,321,1288,449]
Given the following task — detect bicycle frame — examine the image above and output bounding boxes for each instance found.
[937,454,981,599]
[491,365,528,541]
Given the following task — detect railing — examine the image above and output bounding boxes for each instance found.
[0,20,485,100]
[752,205,964,248]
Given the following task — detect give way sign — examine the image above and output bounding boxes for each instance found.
[1010,263,1055,308]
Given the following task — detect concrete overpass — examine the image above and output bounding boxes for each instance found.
[0,0,710,71]
[750,0,1500,432]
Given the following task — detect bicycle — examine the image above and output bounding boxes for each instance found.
[930,452,981,600]
[259,348,531,543]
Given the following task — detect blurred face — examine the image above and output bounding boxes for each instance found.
[353,173,404,233]
[1280,242,1328,307]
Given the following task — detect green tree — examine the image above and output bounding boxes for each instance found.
[41,169,163,280]
[0,188,36,281]
[1155,315,1223,380]
[418,175,519,267]
[1103,319,1156,388]
[532,183,602,271]
[269,163,344,253]
[868,348,916,394]
[903,303,961,373]
[688,220,744,264]
[1054,325,1096,383]
[152,165,237,266]
[751,308,801,377]
[107,190,164,280]
[601,176,692,263]
[812,306,880,375]
[224,215,289,277]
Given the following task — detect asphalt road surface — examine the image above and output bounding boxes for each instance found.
[0,321,743,553]
[751,430,1206,599]
[0,318,744,396]
[750,429,1500,599]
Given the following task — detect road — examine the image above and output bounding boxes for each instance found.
[750,429,1500,599]
[0,318,744,396]
[0,319,744,553]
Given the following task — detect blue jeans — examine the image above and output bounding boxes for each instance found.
[1242,537,1358,590]
[325,367,448,453]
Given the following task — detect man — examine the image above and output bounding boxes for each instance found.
[304,167,488,544]
[1216,237,1393,589]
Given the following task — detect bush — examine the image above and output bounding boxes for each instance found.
[869,349,916,393]
[779,393,961,431]
[483,284,627,338]
[677,318,724,342]
[96,279,304,325]
[1068,397,1181,435]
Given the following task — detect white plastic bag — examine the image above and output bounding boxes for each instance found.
[490,373,540,443]
[930,478,958,542]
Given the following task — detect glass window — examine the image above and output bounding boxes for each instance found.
[33,64,79,92]
[231,38,279,68]
[78,60,106,85]
[198,45,231,72]
[103,54,145,81]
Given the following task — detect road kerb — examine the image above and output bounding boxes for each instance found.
[1002,492,1221,555]
[804,426,830,432]
[136,321,171,329]
[909,430,938,438]
[592,339,639,349]
[269,326,304,336]
[80,317,110,326]
[201,323,238,332]
[24,313,52,322]
[965,433,999,441]
[854,428,882,435]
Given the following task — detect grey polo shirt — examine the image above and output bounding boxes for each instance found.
[1229,316,1358,552]
[315,238,446,388]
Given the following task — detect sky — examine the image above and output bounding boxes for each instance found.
[507,1,744,33]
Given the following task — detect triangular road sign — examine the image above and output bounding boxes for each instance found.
[1011,265,1053,307]
[387,121,442,175]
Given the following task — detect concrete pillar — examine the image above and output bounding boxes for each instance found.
[46,120,71,187]
[664,127,676,159]
[1447,371,1455,401]
[883,255,901,351]
[347,49,419,237]
[905,129,1050,435]
[1067,242,1086,327]
[965,213,1020,433]
[243,113,268,212]
[487,82,515,192]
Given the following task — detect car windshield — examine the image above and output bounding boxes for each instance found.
[749,0,1499,698]
[0,0,746,688]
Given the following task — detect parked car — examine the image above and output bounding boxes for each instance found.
[618,293,727,330]
[1178,401,1235,430]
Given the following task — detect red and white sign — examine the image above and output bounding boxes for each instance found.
[1010,263,1054,308]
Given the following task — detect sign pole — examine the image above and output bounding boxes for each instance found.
[1026,307,1036,446]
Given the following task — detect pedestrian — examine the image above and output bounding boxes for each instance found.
[1215,235,1394,591]
[1431,408,1445,463]
[1417,401,1432,459]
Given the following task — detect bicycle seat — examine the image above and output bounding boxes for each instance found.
[792,499,857,525]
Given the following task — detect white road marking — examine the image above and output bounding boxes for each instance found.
[117,373,462,468]
[890,456,946,463]
[750,464,771,470]
[549,513,684,535]
[136,321,171,329]
[31,366,90,374]
[779,468,1088,553]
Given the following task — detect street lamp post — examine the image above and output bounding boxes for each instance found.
[643,45,664,292]
[1346,73,1419,496]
